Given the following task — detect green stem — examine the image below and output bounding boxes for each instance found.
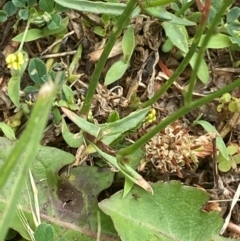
[140,0,176,8]
[118,77,240,157]
[18,19,31,51]
[175,0,194,17]
[69,44,83,75]
[141,16,202,108]
[81,0,138,116]
[141,0,232,108]
[185,0,232,105]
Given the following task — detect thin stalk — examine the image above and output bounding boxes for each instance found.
[18,20,31,51]
[175,0,194,17]
[185,0,232,104]
[68,44,82,75]
[141,15,202,108]
[118,77,240,157]
[141,0,233,108]
[140,0,176,9]
[81,0,138,116]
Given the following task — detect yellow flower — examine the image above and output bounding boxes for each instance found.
[145,108,156,123]
[6,52,24,70]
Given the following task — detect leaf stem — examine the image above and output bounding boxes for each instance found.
[141,0,233,108]
[185,0,231,105]
[18,19,31,52]
[80,0,138,116]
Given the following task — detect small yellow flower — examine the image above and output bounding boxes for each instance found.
[6,52,24,70]
[145,108,156,123]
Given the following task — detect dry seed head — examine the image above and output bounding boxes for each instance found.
[142,123,213,173]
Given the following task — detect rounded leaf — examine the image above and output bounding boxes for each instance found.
[162,22,188,53]
[122,25,135,63]
[18,9,29,20]
[227,145,238,155]
[162,38,173,53]
[34,222,54,241]
[227,7,240,23]
[218,160,231,172]
[3,2,17,16]
[104,60,129,86]
[47,14,61,30]
[0,123,16,141]
[39,0,54,12]
[232,154,240,164]
[28,58,47,85]
[0,11,7,22]
[8,76,20,107]
[228,101,238,112]
[220,93,231,103]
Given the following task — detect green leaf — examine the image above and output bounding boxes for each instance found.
[93,26,106,37]
[12,0,25,8]
[101,107,150,138]
[8,76,20,107]
[28,58,47,86]
[42,16,68,36]
[61,118,83,148]
[196,34,232,49]
[220,93,231,103]
[3,2,17,16]
[0,138,117,240]
[0,123,16,141]
[107,111,120,123]
[18,9,28,20]
[123,177,134,198]
[34,223,55,241]
[27,0,37,7]
[13,17,69,42]
[104,60,129,86]
[47,14,61,30]
[229,36,240,47]
[39,0,54,12]
[92,143,152,193]
[218,160,232,172]
[122,25,135,63]
[62,84,75,104]
[189,52,209,84]
[52,107,62,124]
[227,7,240,23]
[162,22,189,53]
[194,120,229,161]
[228,101,240,112]
[232,154,240,164]
[0,80,58,241]
[0,11,7,22]
[99,181,227,241]
[227,145,238,155]
[13,29,43,42]
[162,38,173,53]
[145,7,196,26]
[61,107,101,138]
[62,107,150,145]
[54,0,126,15]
